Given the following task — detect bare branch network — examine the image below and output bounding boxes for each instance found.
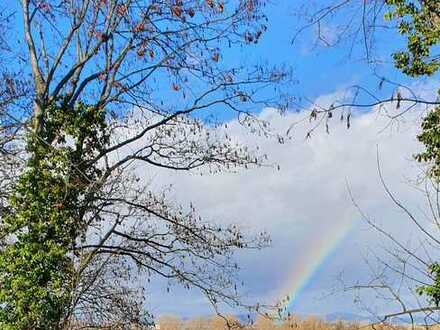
[0,0,293,328]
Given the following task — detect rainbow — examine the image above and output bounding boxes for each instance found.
[278,218,355,312]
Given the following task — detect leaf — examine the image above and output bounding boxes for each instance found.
[211,52,220,62]
[218,2,225,13]
[186,7,195,17]
[37,1,51,12]
[115,4,128,16]
[133,22,145,33]
[378,77,385,90]
[136,48,145,58]
[205,0,215,8]
[246,0,255,12]
[171,5,182,17]
[309,109,317,121]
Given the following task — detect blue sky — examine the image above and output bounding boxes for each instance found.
[252,1,436,105]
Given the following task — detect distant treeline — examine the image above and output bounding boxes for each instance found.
[156,315,417,330]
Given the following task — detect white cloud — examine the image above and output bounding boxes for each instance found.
[129,87,438,317]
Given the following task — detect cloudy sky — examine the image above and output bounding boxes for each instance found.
[141,85,438,318]
[132,1,439,321]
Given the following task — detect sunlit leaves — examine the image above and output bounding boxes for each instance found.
[385,0,440,76]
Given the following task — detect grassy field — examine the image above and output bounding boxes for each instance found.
[156,314,412,330]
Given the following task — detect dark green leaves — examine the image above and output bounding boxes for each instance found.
[0,101,108,329]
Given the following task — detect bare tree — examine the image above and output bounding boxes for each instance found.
[0,6,31,232]
[0,0,291,328]
[338,155,440,327]
[287,0,439,138]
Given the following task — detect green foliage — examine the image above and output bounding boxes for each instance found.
[0,102,108,329]
[415,104,440,178]
[385,0,440,76]
[388,0,440,180]
[416,263,440,306]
